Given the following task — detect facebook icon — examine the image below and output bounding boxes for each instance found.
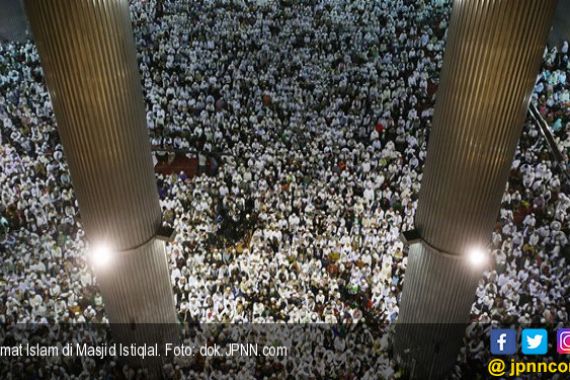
[491,329,517,355]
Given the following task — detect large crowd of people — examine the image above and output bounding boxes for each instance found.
[0,0,568,378]
[533,40,570,167]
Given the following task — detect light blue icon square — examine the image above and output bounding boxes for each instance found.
[522,328,548,355]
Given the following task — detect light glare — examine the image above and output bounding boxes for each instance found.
[467,247,488,268]
[90,242,113,268]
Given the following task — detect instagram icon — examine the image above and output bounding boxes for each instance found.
[557,329,570,354]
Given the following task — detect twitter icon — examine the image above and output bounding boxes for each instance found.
[522,328,548,355]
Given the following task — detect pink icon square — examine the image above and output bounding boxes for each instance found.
[557,329,570,354]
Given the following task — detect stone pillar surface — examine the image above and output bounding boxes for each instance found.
[396,1,557,378]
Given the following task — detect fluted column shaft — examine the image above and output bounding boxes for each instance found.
[23,0,177,328]
[416,0,557,254]
[397,1,557,378]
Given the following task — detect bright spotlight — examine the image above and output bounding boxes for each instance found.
[467,247,488,268]
[89,242,114,268]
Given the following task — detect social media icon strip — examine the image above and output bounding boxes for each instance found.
[557,329,570,354]
[491,329,517,355]
[522,328,548,355]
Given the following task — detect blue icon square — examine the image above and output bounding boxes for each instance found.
[522,328,548,355]
[490,329,517,355]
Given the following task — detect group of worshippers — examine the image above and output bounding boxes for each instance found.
[0,0,568,378]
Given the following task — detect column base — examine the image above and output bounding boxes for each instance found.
[394,241,483,379]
